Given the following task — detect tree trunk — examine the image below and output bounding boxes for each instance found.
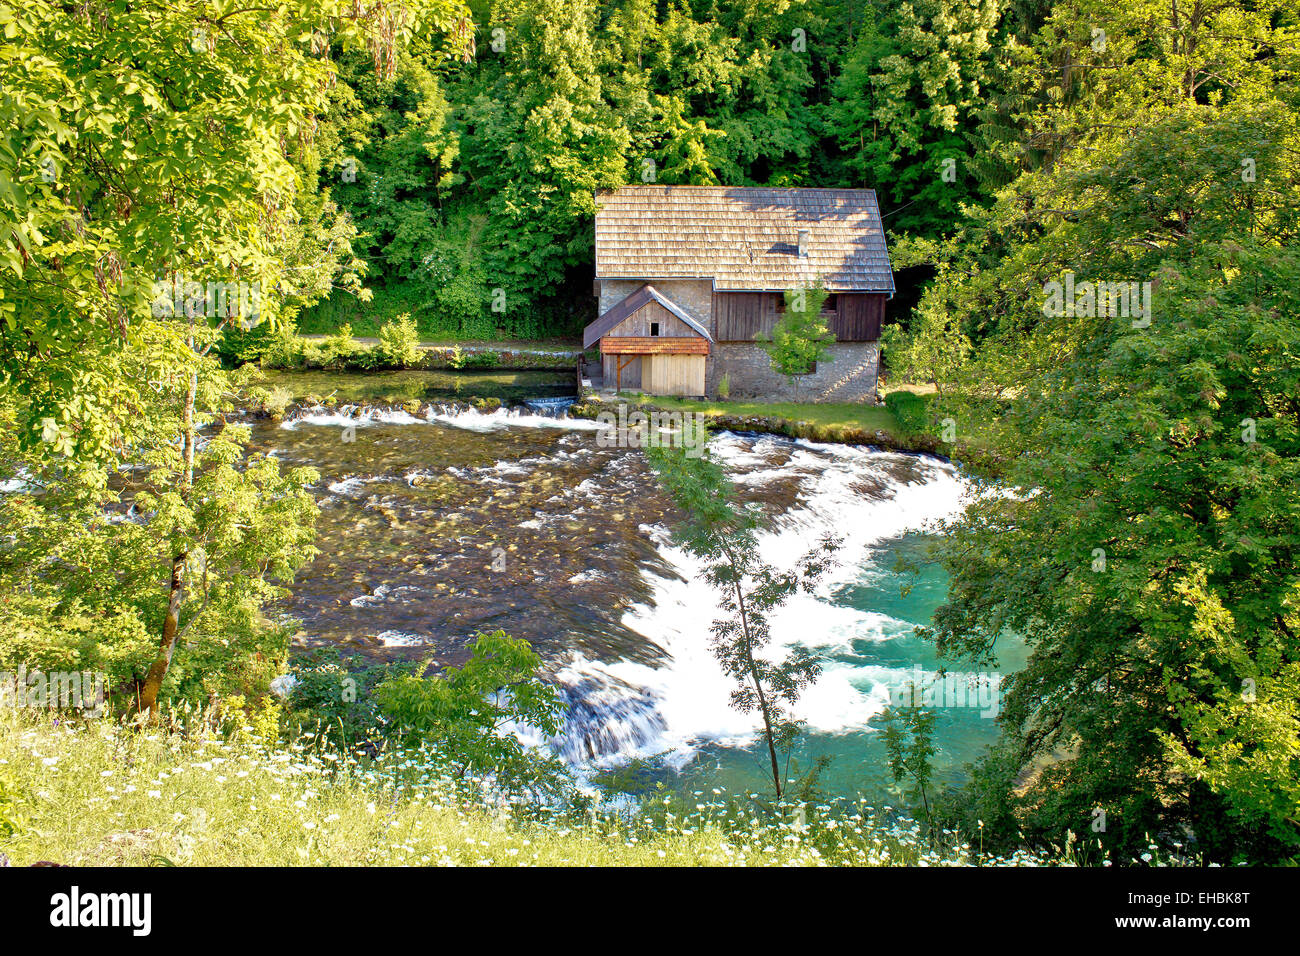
[137,358,197,718]
[138,553,185,715]
[716,536,783,799]
[733,581,782,800]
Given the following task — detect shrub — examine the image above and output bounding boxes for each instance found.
[464,349,499,368]
[247,384,293,419]
[218,317,302,368]
[275,650,392,754]
[377,313,422,368]
[884,390,930,436]
[417,216,492,335]
[374,630,566,795]
[349,345,382,371]
[432,269,491,334]
[319,323,358,369]
[281,650,387,751]
[261,327,308,369]
[219,693,282,746]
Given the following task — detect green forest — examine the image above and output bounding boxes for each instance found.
[1,0,1297,872]
[229,0,1073,339]
[284,0,985,337]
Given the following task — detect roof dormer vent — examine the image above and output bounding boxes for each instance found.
[797,229,811,257]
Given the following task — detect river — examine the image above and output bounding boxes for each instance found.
[249,391,1020,804]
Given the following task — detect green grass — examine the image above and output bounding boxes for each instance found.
[879,385,1014,461]
[578,392,1012,472]
[616,394,899,434]
[0,715,1068,867]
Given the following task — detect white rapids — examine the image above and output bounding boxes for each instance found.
[549,432,973,768]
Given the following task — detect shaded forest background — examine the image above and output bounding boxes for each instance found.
[293,0,1032,339]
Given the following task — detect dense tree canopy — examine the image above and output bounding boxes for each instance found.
[892,0,1300,861]
[1,0,1297,863]
[298,0,1057,337]
[0,0,469,708]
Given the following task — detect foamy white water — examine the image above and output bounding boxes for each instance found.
[280,405,426,430]
[280,402,605,434]
[555,433,972,767]
[424,405,605,433]
[376,630,429,647]
[267,402,973,772]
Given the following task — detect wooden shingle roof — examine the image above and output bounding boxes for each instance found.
[594,186,895,293]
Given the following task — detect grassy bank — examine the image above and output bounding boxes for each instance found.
[0,716,1060,867]
[612,394,899,434]
[573,392,1007,474]
[572,393,960,458]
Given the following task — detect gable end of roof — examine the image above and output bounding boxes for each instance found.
[583,283,713,349]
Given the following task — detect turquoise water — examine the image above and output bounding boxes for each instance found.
[668,533,1025,804]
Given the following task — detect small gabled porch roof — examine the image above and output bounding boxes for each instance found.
[582,283,713,350]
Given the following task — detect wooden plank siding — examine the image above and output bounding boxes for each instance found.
[605,300,698,338]
[712,291,778,341]
[642,354,706,396]
[603,354,641,389]
[713,291,885,342]
[830,293,885,341]
[600,336,709,355]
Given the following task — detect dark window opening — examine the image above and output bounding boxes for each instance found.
[650,322,660,336]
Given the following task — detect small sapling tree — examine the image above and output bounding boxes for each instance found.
[760,283,835,401]
[883,687,937,831]
[647,433,838,800]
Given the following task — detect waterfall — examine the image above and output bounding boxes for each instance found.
[255,404,984,789]
[519,396,577,417]
[550,669,668,765]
